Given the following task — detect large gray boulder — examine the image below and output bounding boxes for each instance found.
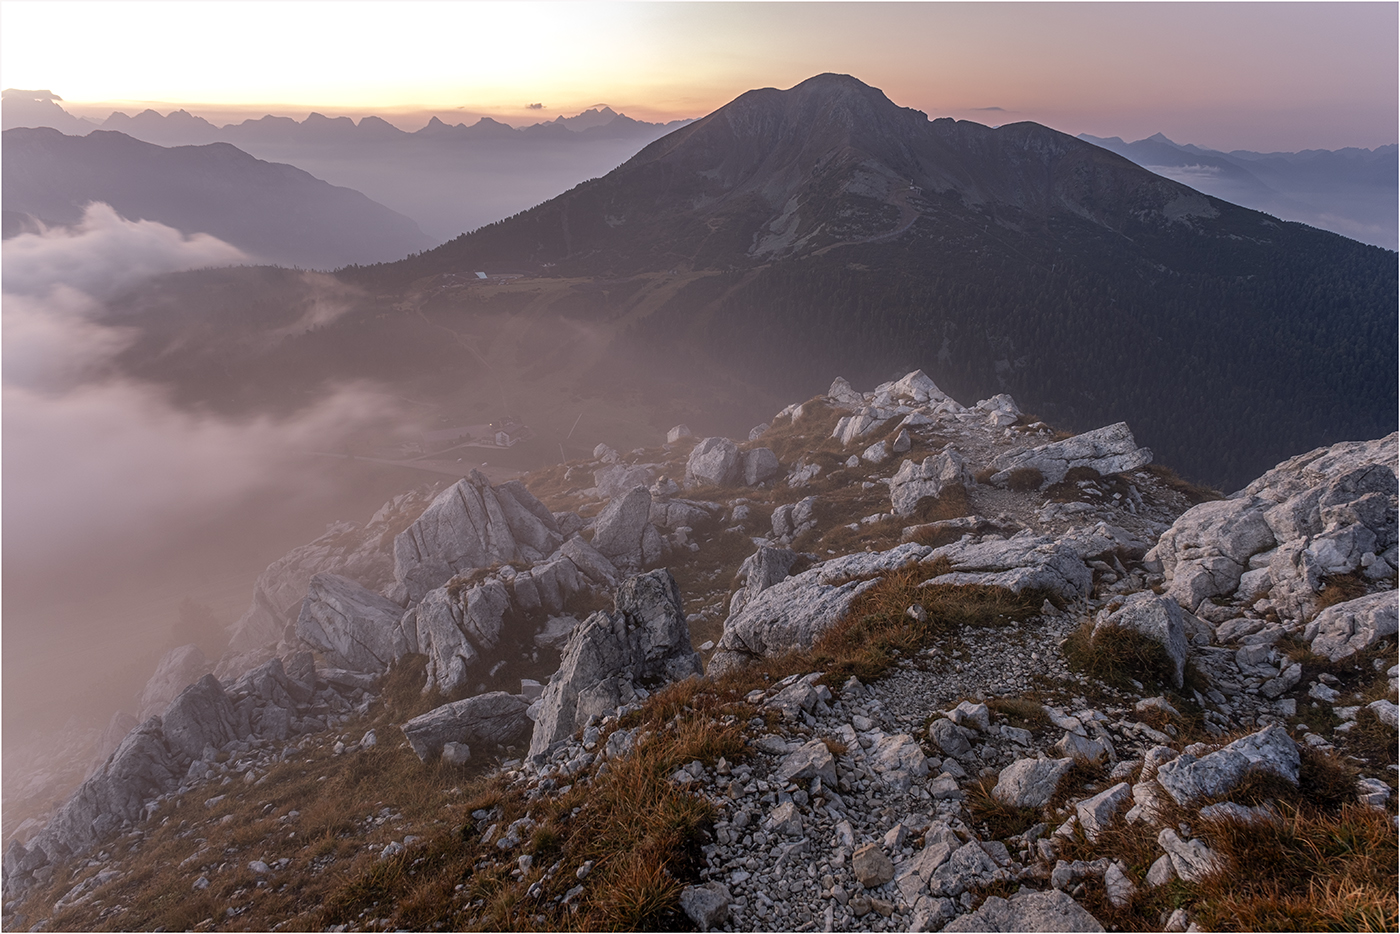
[528,570,702,761]
[890,448,974,517]
[1305,591,1399,661]
[685,437,742,488]
[161,674,239,760]
[593,464,657,499]
[295,573,413,673]
[1092,592,1188,687]
[728,545,802,616]
[392,471,562,602]
[992,757,1074,809]
[590,486,663,571]
[709,544,932,675]
[943,888,1104,932]
[401,692,531,761]
[137,644,211,720]
[511,537,619,616]
[922,531,1093,601]
[1153,723,1299,806]
[743,448,781,486]
[988,422,1151,489]
[1151,497,1278,611]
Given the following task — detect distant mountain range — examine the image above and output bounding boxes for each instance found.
[347,74,1394,488]
[10,77,1393,490]
[1080,131,1397,250]
[1,90,693,242]
[2,127,432,268]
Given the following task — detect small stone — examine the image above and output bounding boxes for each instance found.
[442,742,472,766]
[852,842,895,888]
[679,882,732,930]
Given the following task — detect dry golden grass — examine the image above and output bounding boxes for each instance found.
[1061,620,1180,693]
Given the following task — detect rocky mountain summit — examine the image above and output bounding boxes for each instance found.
[4,371,1395,932]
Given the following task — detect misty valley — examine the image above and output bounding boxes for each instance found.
[1,74,1396,933]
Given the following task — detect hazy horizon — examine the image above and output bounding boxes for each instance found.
[3,2,1396,153]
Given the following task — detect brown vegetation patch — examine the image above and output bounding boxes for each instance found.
[1315,571,1370,610]
[1005,466,1045,492]
[1143,463,1222,505]
[986,696,1051,731]
[1192,803,1398,932]
[1062,620,1179,693]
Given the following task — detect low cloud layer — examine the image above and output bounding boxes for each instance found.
[3,205,417,733]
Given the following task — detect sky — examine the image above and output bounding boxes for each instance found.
[0,1,1395,153]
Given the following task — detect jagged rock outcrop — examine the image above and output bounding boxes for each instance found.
[921,531,1093,601]
[1148,433,1396,619]
[988,422,1152,489]
[137,644,211,720]
[224,488,436,662]
[890,448,974,517]
[709,543,932,675]
[728,545,803,616]
[295,573,412,673]
[1092,592,1189,687]
[392,471,562,603]
[590,485,664,571]
[402,581,509,694]
[743,448,781,486]
[771,496,819,543]
[401,692,531,762]
[528,570,702,760]
[593,463,657,499]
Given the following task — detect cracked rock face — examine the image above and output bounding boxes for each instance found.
[944,887,1105,932]
[988,422,1152,489]
[295,573,413,674]
[528,570,701,761]
[1150,432,1397,619]
[1153,722,1300,806]
[1092,592,1188,687]
[1304,590,1399,662]
[923,531,1093,601]
[392,471,562,603]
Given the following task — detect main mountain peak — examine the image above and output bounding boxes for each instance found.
[412,73,1217,274]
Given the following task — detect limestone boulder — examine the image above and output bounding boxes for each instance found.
[685,437,742,488]
[401,692,531,761]
[988,422,1151,489]
[943,888,1104,933]
[708,544,931,675]
[1154,723,1299,806]
[593,464,658,500]
[890,448,974,517]
[161,674,239,761]
[590,485,663,571]
[1305,591,1398,662]
[728,545,802,616]
[743,448,781,486]
[528,570,702,760]
[404,579,517,694]
[295,573,413,673]
[1092,592,1189,687]
[992,757,1074,809]
[923,531,1092,601]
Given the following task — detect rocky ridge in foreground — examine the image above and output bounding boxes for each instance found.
[3,371,1395,932]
